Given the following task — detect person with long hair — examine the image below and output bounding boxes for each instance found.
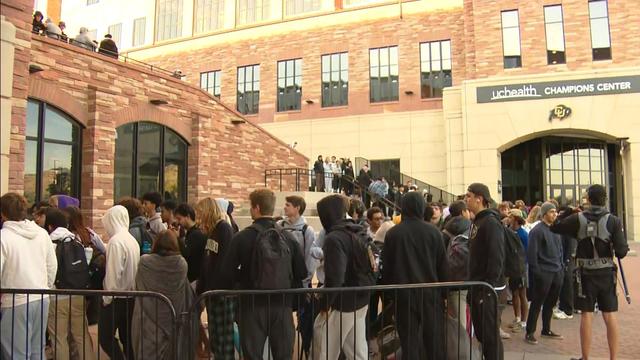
[524,205,542,232]
[62,206,106,326]
[195,198,236,359]
[131,230,195,360]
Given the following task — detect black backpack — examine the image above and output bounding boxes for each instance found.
[130,222,154,255]
[250,223,294,290]
[333,224,379,287]
[54,236,90,289]
[503,225,526,279]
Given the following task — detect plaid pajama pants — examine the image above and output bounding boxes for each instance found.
[206,297,236,360]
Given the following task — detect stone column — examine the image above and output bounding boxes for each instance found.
[0,16,16,195]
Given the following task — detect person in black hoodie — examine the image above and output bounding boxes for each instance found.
[465,182,505,360]
[313,155,325,192]
[381,191,448,360]
[551,184,628,360]
[312,194,371,359]
[220,189,306,360]
[32,11,45,34]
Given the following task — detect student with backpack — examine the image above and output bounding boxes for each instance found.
[551,185,629,360]
[445,215,472,330]
[118,197,154,255]
[44,208,96,360]
[382,191,449,360]
[99,205,141,360]
[220,189,307,360]
[312,195,375,360]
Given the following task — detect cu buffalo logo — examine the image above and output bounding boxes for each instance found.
[549,104,572,122]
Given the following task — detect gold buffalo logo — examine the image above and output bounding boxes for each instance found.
[549,104,572,121]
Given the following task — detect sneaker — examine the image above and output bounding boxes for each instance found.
[508,319,520,329]
[565,313,574,319]
[553,309,568,319]
[500,328,511,339]
[541,330,564,340]
[511,322,524,333]
[525,333,538,345]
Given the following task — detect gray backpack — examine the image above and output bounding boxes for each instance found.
[577,212,611,259]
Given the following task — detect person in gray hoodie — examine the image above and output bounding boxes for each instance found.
[525,202,564,344]
[0,193,57,359]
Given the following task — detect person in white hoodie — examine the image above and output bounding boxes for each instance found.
[44,208,96,360]
[0,193,57,359]
[98,205,140,360]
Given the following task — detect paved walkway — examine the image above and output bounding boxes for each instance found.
[501,242,639,360]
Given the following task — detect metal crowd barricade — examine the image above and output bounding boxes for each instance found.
[190,281,498,360]
[0,288,177,360]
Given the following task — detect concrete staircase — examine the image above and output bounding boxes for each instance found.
[234,191,333,231]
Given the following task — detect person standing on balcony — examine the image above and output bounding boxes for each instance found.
[358,164,373,208]
[343,160,355,195]
[98,34,119,59]
[323,156,333,193]
[313,155,325,192]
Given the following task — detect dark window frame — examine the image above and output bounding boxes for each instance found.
[543,4,567,65]
[114,122,188,202]
[277,58,302,112]
[420,40,452,99]
[588,0,612,61]
[200,70,221,98]
[321,52,349,107]
[237,64,260,115]
[25,99,82,205]
[500,9,522,69]
[369,45,399,103]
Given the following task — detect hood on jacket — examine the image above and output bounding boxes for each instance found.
[474,208,502,222]
[49,227,75,242]
[138,254,188,296]
[102,205,130,237]
[584,205,608,220]
[283,215,307,229]
[130,215,148,229]
[2,220,48,240]
[317,195,348,232]
[215,198,230,214]
[401,191,425,220]
[444,216,472,236]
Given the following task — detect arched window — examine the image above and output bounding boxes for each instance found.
[114,122,188,202]
[24,99,82,204]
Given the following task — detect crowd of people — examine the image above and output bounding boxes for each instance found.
[32,10,119,59]
[0,179,629,360]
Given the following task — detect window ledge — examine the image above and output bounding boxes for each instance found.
[420,97,443,102]
[320,105,349,110]
[276,110,302,114]
[370,100,400,106]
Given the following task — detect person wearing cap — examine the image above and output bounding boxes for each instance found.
[58,21,68,42]
[98,33,119,59]
[465,182,505,360]
[507,209,529,333]
[525,201,564,344]
[550,184,628,360]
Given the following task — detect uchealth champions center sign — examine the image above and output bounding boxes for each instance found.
[476,75,640,103]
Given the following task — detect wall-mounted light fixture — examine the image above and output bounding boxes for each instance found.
[231,118,246,125]
[404,90,414,95]
[150,99,168,105]
[305,99,314,104]
[29,64,44,74]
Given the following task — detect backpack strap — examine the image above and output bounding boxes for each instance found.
[578,212,611,259]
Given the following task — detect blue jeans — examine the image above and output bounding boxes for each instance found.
[1,298,50,359]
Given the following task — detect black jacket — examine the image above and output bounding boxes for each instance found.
[442,216,471,249]
[98,38,119,58]
[317,196,370,312]
[313,160,324,173]
[196,221,233,294]
[381,192,448,285]
[468,208,506,288]
[357,169,372,187]
[551,206,628,259]
[220,218,307,291]
[181,224,208,284]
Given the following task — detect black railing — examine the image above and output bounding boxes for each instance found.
[1,282,498,359]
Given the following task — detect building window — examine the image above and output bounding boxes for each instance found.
[501,10,522,68]
[321,52,348,107]
[277,59,302,112]
[200,70,221,97]
[132,17,146,47]
[544,5,566,65]
[285,0,320,16]
[87,0,99,5]
[420,40,452,98]
[589,0,611,61]
[195,0,225,34]
[114,122,188,202]
[156,0,183,41]
[237,64,260,114]
[24,99,82,205]
[237,0,270,25]
[369,46,399,103]
[107,23,122,48]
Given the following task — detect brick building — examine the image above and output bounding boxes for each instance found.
[115,0,639,239]
[1,0,308,232]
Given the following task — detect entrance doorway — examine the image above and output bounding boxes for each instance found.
[501,137,617,211]
[369,159,400,186]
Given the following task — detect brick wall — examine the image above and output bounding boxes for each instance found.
[20,35,308,232]
[465,0,640,79]
[138,9,466,124]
